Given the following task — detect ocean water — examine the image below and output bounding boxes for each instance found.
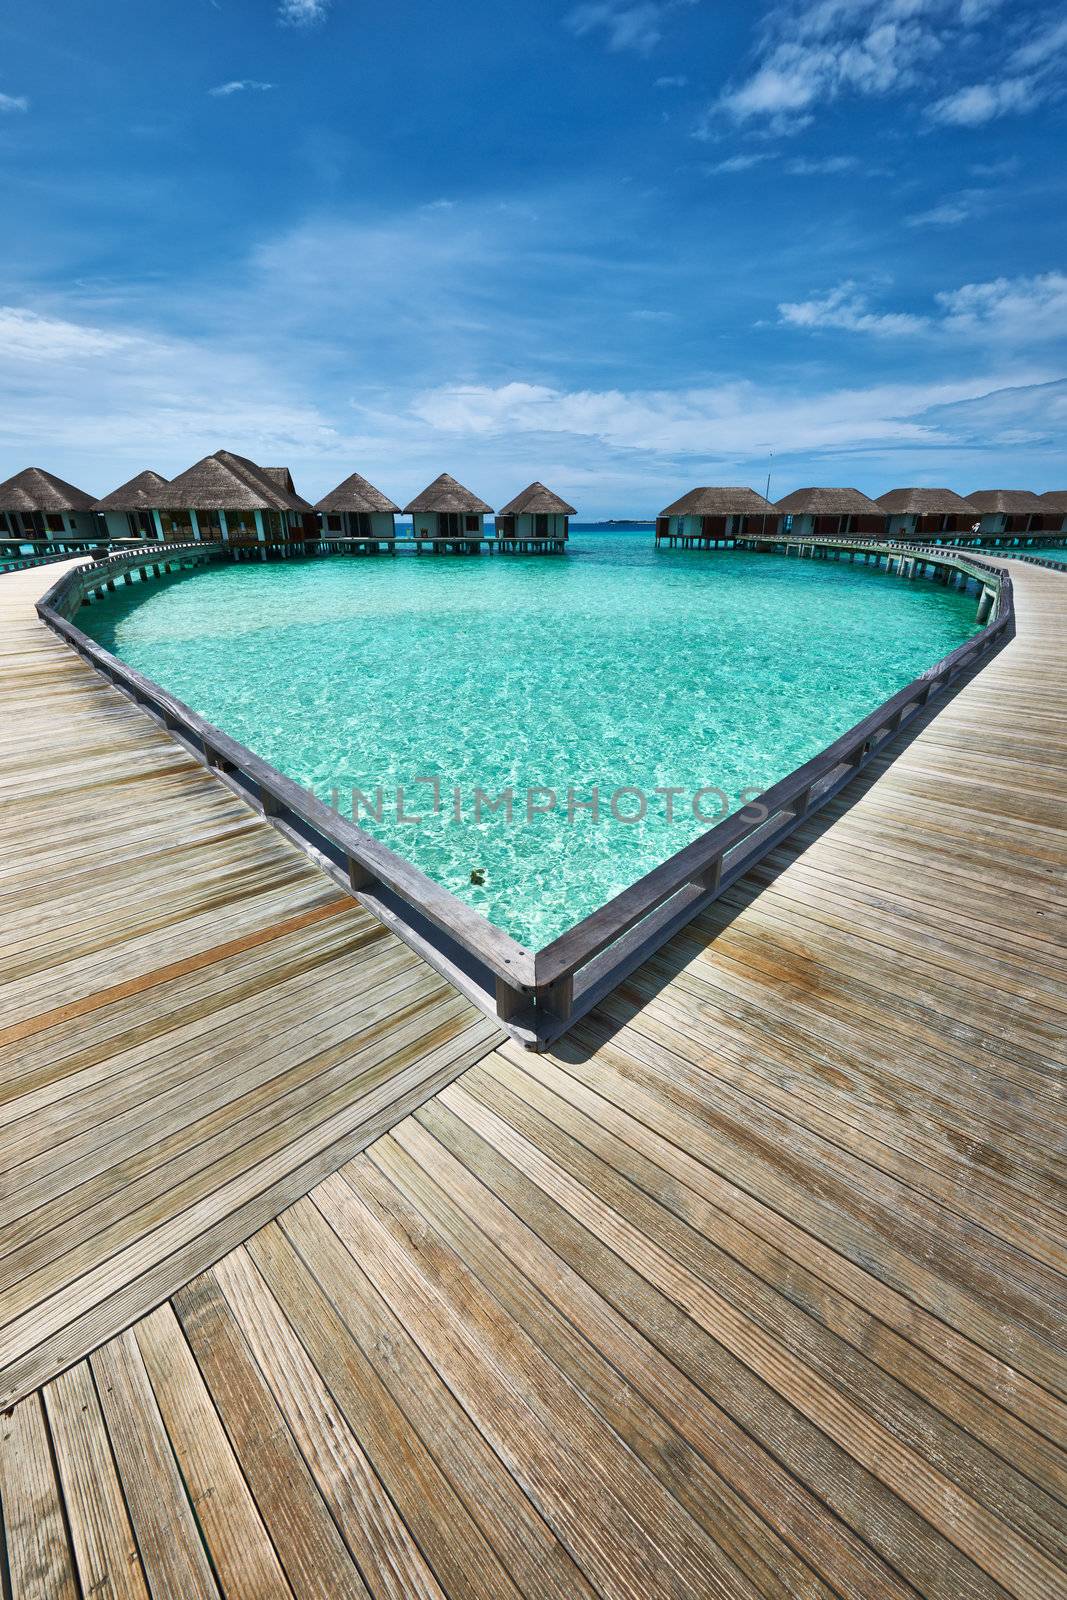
[84,527,981,948]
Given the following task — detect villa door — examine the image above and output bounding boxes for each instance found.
[439,513,461,537]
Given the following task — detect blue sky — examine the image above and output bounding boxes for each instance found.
[1,0,1065,514]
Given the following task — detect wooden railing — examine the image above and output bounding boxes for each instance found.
[36,540,1013,1049]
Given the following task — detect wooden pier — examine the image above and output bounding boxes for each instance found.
[1,555,1064,1598]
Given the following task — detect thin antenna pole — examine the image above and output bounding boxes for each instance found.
[761,451,774,537]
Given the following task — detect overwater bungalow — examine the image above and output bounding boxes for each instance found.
[154,450,314,546]
[495,482,575,552]
[876,488,979,540]
[655,487,775,547]
[965,490,1047,539]
[0,467,99,544]
[404,473,492,551]
[92,470,170,544]
[774,487,884,538]
[1036,491,1067,533]
[314,472,400,549]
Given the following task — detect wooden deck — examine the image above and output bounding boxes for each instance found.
[1,556,1065,1599]
[0,562,501,1407]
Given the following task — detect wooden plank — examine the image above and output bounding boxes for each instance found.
[43,1361,150,1600]
[172,1269,372,1599]
[0,1392,79,1600]
[258,1204,587,1600]
[90,1329,220,1599]
[134,1303,294,1599]
[213,1245,446,1600]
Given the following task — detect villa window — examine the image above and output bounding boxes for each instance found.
[326,514,342,531]
[464,515,479,532]
[227,510,257,536]
[46,514,65,533]
[158,509,193,539]
[535,514,549,537]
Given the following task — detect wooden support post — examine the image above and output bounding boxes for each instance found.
[542,974,574,1024]
[695,855,723,894]
[346,856,375,892]
[495,976,525,1024]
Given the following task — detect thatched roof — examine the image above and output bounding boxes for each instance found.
[774,487,883,516]
[92,470,170,512]
[403,473,492,515]
[876,488,979,515]
[659,486,774,518]
[965,489,1046,514]
[497,481,577,516]
[314,472,400,514]
[163,450,310,511]
[1038,490,1067,511]
[0,467,97,513]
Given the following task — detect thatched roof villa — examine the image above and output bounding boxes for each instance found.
[1038,491,1067,533]
[966,489,1048,536]
[876,487,979,539]
[655,487,775,546]
[0,467,99,543]
[496,482,576,549]
[404,474,492,547]
[314,472,400,545]
[774,487,884,538]
[157,450,313,544]
[92,470,171,543]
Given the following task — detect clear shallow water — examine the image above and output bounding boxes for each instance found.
[85,527,980,948]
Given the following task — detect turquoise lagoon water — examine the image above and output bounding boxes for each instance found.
[84,527,981,948]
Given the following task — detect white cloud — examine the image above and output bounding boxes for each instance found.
[936,273,1067,341]
[566,3,667,53]
[778,271,1067,346]
[784,154,858,174]
[927,13,1067,123]
[0,304,336,477]
[1009,15,1067,71]
[0,92,28,113]
[927,78,1031,125]
[655,74,689,87]
[566,1,696,54]
[906,199,972,226]
[778,283,928,336]
[404,371,1054,461]
[0,307,137,362]
[714,0,1011,134]
[208,80,275,98]
[278,0,329,25]
[703,152,773,173]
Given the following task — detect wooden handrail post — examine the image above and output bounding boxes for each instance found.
[695,855,723,893]
[495,976,526,1024]
[542,974,574,1024]
[347,856,375,892]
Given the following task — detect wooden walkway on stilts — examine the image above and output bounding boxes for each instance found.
[1,556,1064,1600]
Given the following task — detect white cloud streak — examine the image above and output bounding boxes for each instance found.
[779,272,1067,343]
[714,0,1010,134]
[0,92,29,113]
[778,283,927,337]
[278,0,330,25]
[208,80,275,98]
[565,1,696,55]
[928,14,1067,123]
